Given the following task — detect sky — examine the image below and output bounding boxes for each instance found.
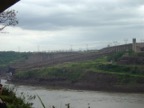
[0,0,144,52]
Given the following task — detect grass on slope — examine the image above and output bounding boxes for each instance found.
[14,56,144,84]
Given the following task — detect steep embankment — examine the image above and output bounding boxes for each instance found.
[12,57,144,92]
[1,51,144,92]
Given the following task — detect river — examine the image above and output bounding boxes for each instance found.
[1,79,144,108]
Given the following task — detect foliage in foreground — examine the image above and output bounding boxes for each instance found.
[0,86,34,108]
[1,86,92,108]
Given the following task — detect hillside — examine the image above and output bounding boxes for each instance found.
[1,50,144,92]
[12,51,144,92]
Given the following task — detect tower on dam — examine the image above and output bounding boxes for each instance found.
[132,38,137,52]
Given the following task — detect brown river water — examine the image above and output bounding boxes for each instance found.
[1,79,144,108]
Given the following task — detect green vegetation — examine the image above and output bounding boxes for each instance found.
[1,51,144,92]
[0,50,144,107]
[0,51,30,66]
[14,53,144,86]
[0,86,34,108]
[107,50,135,62]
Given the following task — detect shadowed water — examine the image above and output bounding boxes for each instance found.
[1,79,144,108]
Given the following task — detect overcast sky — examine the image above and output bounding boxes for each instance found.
[0,0,144,52]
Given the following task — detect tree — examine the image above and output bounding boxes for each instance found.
[0,10,18,31]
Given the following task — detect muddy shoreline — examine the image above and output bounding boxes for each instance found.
[10,78,144,93]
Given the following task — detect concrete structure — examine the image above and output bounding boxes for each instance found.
[0,0,19,13]
[100,38,144,54]
[132,38,137,52]
[132,38,144,52]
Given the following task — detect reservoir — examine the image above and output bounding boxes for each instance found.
[1,79,144,108]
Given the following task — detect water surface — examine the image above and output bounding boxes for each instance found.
[1,79,144,108]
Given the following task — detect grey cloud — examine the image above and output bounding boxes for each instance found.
[17,1,143,31]
[121,0,144,6]
[13,0,144,42]
[2,0,143,51]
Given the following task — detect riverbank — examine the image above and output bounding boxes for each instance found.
[11,73,144,93]
[8,51,144,93]
[10,80,144,93]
